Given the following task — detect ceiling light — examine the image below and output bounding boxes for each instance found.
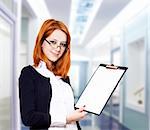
[69,0,103,45]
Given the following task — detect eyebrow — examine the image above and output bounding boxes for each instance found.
[50,39,67,43]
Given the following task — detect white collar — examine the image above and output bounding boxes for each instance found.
[35,61,61,80]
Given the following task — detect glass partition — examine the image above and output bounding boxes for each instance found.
[0,14,12,130]
[0,0,13,12]
[126,38,145,112]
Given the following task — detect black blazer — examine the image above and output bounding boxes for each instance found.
[19,65,81,130]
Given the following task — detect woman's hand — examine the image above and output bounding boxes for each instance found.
[66,107,87,124]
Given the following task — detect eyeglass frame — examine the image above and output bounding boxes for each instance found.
[44,39,68,50]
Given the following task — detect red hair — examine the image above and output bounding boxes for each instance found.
[33,19,71,78]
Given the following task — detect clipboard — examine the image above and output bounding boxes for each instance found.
[75,63,128,115]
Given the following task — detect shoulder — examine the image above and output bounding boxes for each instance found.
[19,65,36,79]
[20,65,50,81]
[20,65,33,75]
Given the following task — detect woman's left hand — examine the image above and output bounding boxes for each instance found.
[66,106,87,124]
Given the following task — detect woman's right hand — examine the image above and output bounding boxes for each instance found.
[66,107,87,124]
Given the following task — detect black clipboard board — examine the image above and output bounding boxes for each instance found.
[75,64,128,115]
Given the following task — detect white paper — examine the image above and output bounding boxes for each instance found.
[75,65,125,115]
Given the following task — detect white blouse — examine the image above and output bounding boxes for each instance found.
[34,61,77,130]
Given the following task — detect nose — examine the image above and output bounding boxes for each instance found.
[55,45,61,51]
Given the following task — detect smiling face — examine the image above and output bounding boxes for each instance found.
[42,29,67,62]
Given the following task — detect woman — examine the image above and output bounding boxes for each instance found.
[19,19,86,130]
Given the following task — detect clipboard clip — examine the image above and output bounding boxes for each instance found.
[106,64,118,69]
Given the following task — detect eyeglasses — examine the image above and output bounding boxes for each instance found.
[44,39,68,50]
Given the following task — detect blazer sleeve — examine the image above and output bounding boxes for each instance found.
[19,67,51,128]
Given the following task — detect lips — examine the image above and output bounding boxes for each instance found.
[50,50,60,56]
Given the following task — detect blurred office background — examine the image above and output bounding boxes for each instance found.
[0,0,150,130]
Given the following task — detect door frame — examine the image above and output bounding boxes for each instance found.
[0,2,17,130]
